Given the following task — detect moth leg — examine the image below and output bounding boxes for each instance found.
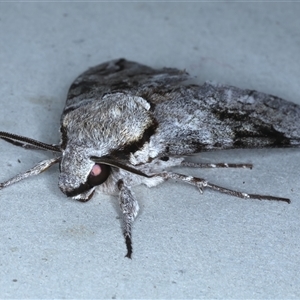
[117,180,139,259]
[181,161,252,169]
[160,172,291,203]
[0,157,60,190]
[72,188,95,202]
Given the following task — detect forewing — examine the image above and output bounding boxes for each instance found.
[149,82,300,157]
[64,58,189,116]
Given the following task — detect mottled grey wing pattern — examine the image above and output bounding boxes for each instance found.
[66,58,300,159]
[148,82,300,157]
[64,58,189,117]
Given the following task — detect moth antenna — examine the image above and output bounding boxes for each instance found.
[0,131,61,152]
[90,156,153,178]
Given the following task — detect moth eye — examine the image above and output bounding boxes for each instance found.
[87,164,110,187]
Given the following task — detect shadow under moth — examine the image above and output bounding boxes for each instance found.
[1,58,300,258]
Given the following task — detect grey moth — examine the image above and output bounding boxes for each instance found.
[1,59,300,258]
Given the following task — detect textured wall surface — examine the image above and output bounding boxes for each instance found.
[0,2,300,298]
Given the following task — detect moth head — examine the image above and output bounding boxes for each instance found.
[0,132,150,202]
[58,148,150,202]
[58,148,112,201]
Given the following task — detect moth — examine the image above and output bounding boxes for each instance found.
[1,58,300,258]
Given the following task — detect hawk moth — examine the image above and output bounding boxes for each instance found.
[1,58,300,258]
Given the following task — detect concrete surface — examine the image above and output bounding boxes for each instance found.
[0,2,300,299]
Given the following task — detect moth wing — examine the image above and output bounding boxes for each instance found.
[64,58,189,115]
[149,82,300,157]
[63,59,300,162]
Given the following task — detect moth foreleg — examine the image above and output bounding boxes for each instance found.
[0,157,60,190]
[72,188,95,202]
[160,172,291,204]
[117,180,139,259]
[181,161,252,169]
